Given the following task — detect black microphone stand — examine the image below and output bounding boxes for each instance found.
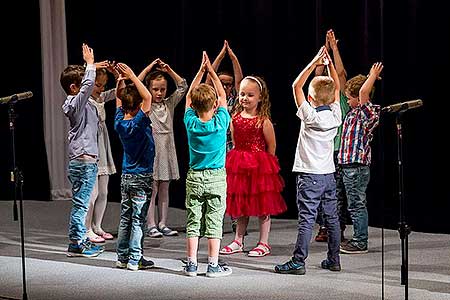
[395,111,411,300]
[8,99,28,300]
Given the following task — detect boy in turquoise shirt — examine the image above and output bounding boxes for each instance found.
[183,52,231,278]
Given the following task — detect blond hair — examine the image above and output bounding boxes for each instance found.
[189,83,217,113]
[308,76,335,105]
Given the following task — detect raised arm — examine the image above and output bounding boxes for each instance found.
[324,48,340,103]
[158,59,184,85]
[205,52,227,108]
[117,63,152,113]
[359,62,383,105]
[226,41,243,92]
[205,41,227,85]
[137,58,160,82]
[292,46,326,108]
[327,30,347,92]
[186,52,207,109]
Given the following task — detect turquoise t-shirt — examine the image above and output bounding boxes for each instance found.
[184,107,230,170]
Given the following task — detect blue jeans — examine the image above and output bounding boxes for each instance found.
[293,173,340,266]
[68,160,98,242]
[117,173,152,263]
[341,164,370,247]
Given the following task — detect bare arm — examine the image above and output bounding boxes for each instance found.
[327,30,347,92]
[293,46,326,108]
[205,52,227,108]
[262,119,276,155]
[158,59,184,85]
[186,53,207,109]
[117,63,152,113]
[227,41,244,92]
[324,48,340,103]
[360,62,383,104]
[137,58,160,82]
[115,77,125,108]
[205,41,227,85]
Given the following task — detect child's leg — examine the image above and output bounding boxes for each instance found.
[187,237,199,262]
[258,215,271,244]
[235,216,249,244]
[68,161,97,243]
[321,173,341,266]
[147,180,159,228]
[207,238,221,265]
[157,180,170,228]
[92,174,108,233]
[85,176,99,232]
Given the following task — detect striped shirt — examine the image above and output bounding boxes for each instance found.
[338,102,380,165]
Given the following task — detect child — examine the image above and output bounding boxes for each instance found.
[207,40,245,234]
[61,43,103,257]
[275,46,342,275]
[338,62,383,254]
[85,63,118,243]
[183,51,232,277]
[314,29,351,243]
[219,75,286,257]
[114,63,155,271]
[137,58,188,238]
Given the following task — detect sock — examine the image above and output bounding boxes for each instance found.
[187,257,197,265]
[208,256,218,267]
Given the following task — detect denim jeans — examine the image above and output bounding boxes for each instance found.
[293,173,340,266]
[316,152,351,229]
[68,160,98,242]
[341,164,370,247]
[117,173,152,263]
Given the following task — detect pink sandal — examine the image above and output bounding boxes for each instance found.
[248,242,271,257]
[219,240,244,255]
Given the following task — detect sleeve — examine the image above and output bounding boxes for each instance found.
[101,88,116,103]
[184,108,196,129]
[62,64,96,120]
[166,78,188,109]
[114,107,124,131]
[361,102,381,131]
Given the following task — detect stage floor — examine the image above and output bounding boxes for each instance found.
[1,200,449,300]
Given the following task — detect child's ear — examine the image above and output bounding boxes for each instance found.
[69,83,77,94]
[307,95,313,102]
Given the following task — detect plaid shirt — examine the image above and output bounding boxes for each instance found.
[338,102,380,165]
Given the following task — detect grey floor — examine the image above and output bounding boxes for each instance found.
[0,200,449,300]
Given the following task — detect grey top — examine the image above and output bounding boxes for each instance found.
[62,64,98,160]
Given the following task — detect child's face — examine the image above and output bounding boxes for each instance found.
[219,74,234,97]
[149,78,168,103]
[239,79,261,112]
[92,74,108,100]
[345,92,359,108]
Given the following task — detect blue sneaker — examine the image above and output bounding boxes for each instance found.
[274,259,306,275]
[206,264,232,278]
[127,257,154,271]
[84,239,105,253]
[183,261,198,277]
[320,259,341,272]
[67,242,101,258]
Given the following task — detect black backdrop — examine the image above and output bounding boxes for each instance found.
[1,0,449,234]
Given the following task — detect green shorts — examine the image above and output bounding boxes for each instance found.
[185,168,227,239]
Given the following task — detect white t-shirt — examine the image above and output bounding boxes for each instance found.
[292,101,341,174]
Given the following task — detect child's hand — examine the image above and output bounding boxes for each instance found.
[218,40,227,58]
[116,63,135,80]
[312,46,326,66]
[82,43,94,65]
[157,59,170,72]
[226,40,237,58]
[327,30,339,51]
[95,60,109,69]
[370,62,384,80]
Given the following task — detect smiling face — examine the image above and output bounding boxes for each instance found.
[92,73,108,100]
[149,78,168,103]
[238,78,261,114]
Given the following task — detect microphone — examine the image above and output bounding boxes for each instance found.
[0,91,33,105]
[381,99,423,113]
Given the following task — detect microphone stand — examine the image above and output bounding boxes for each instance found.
[395,111,411,300]
[8,99,28,300]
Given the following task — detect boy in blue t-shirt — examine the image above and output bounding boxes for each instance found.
[183,52,231,278]
[113,63,155,271]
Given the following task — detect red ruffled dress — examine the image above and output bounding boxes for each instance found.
[226,113,287,218]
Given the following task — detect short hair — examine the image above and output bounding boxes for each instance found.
[144,70,167,87]
[60,65,85,94]
[345,74,375,99]
[308,76,336,105]
[217,70,234,79]
[118,83,143,112]
[189,83,217,113]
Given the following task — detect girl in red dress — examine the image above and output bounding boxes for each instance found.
[220,76,286,257]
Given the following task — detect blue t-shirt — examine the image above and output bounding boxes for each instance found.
[114,107,155,174]
[184,107,230,170]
